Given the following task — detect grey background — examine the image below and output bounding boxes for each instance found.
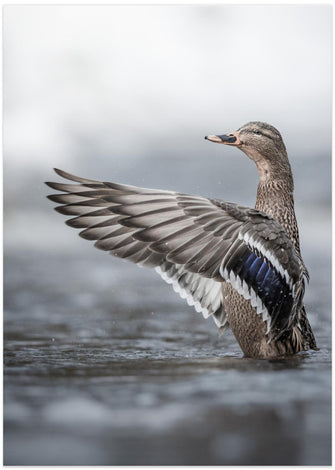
[4,5,331,465]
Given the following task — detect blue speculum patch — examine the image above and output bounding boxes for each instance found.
[232,247,293,321]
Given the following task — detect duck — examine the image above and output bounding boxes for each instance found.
[46,121,317,358]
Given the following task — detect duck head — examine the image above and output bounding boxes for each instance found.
[205,121,292,184]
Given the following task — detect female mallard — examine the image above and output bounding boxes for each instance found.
[46,121,316,358]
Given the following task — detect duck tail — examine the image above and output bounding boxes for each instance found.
[299,306,317,350]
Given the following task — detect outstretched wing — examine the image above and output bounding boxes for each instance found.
[46,168,307,338]
[46,170,227,330]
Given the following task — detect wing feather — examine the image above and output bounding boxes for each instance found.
[46,169,307,338]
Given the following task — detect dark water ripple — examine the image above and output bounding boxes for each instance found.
[4,248,331,465]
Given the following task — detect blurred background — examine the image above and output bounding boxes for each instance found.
[4,4,331,465]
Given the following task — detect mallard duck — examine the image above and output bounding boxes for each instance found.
[46,121,316,358]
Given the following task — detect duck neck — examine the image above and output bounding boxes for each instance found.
[255,173,300,253]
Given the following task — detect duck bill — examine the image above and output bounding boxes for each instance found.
[205,132,241,146]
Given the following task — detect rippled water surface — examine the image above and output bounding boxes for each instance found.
[4,241,331,465]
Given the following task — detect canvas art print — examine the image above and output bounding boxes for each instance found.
[4,4,331,466]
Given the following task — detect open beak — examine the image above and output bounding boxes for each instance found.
[205,131,241,146]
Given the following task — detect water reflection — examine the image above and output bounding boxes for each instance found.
[4,247,331,465]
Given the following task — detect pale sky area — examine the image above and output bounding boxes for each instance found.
[4,5,331,168]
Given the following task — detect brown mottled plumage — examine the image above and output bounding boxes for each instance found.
[207,121,316,356]
[46,121,316,358]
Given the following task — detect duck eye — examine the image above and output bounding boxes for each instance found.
[254,130,261,135]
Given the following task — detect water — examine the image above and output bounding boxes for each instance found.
[4,235,331,465]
